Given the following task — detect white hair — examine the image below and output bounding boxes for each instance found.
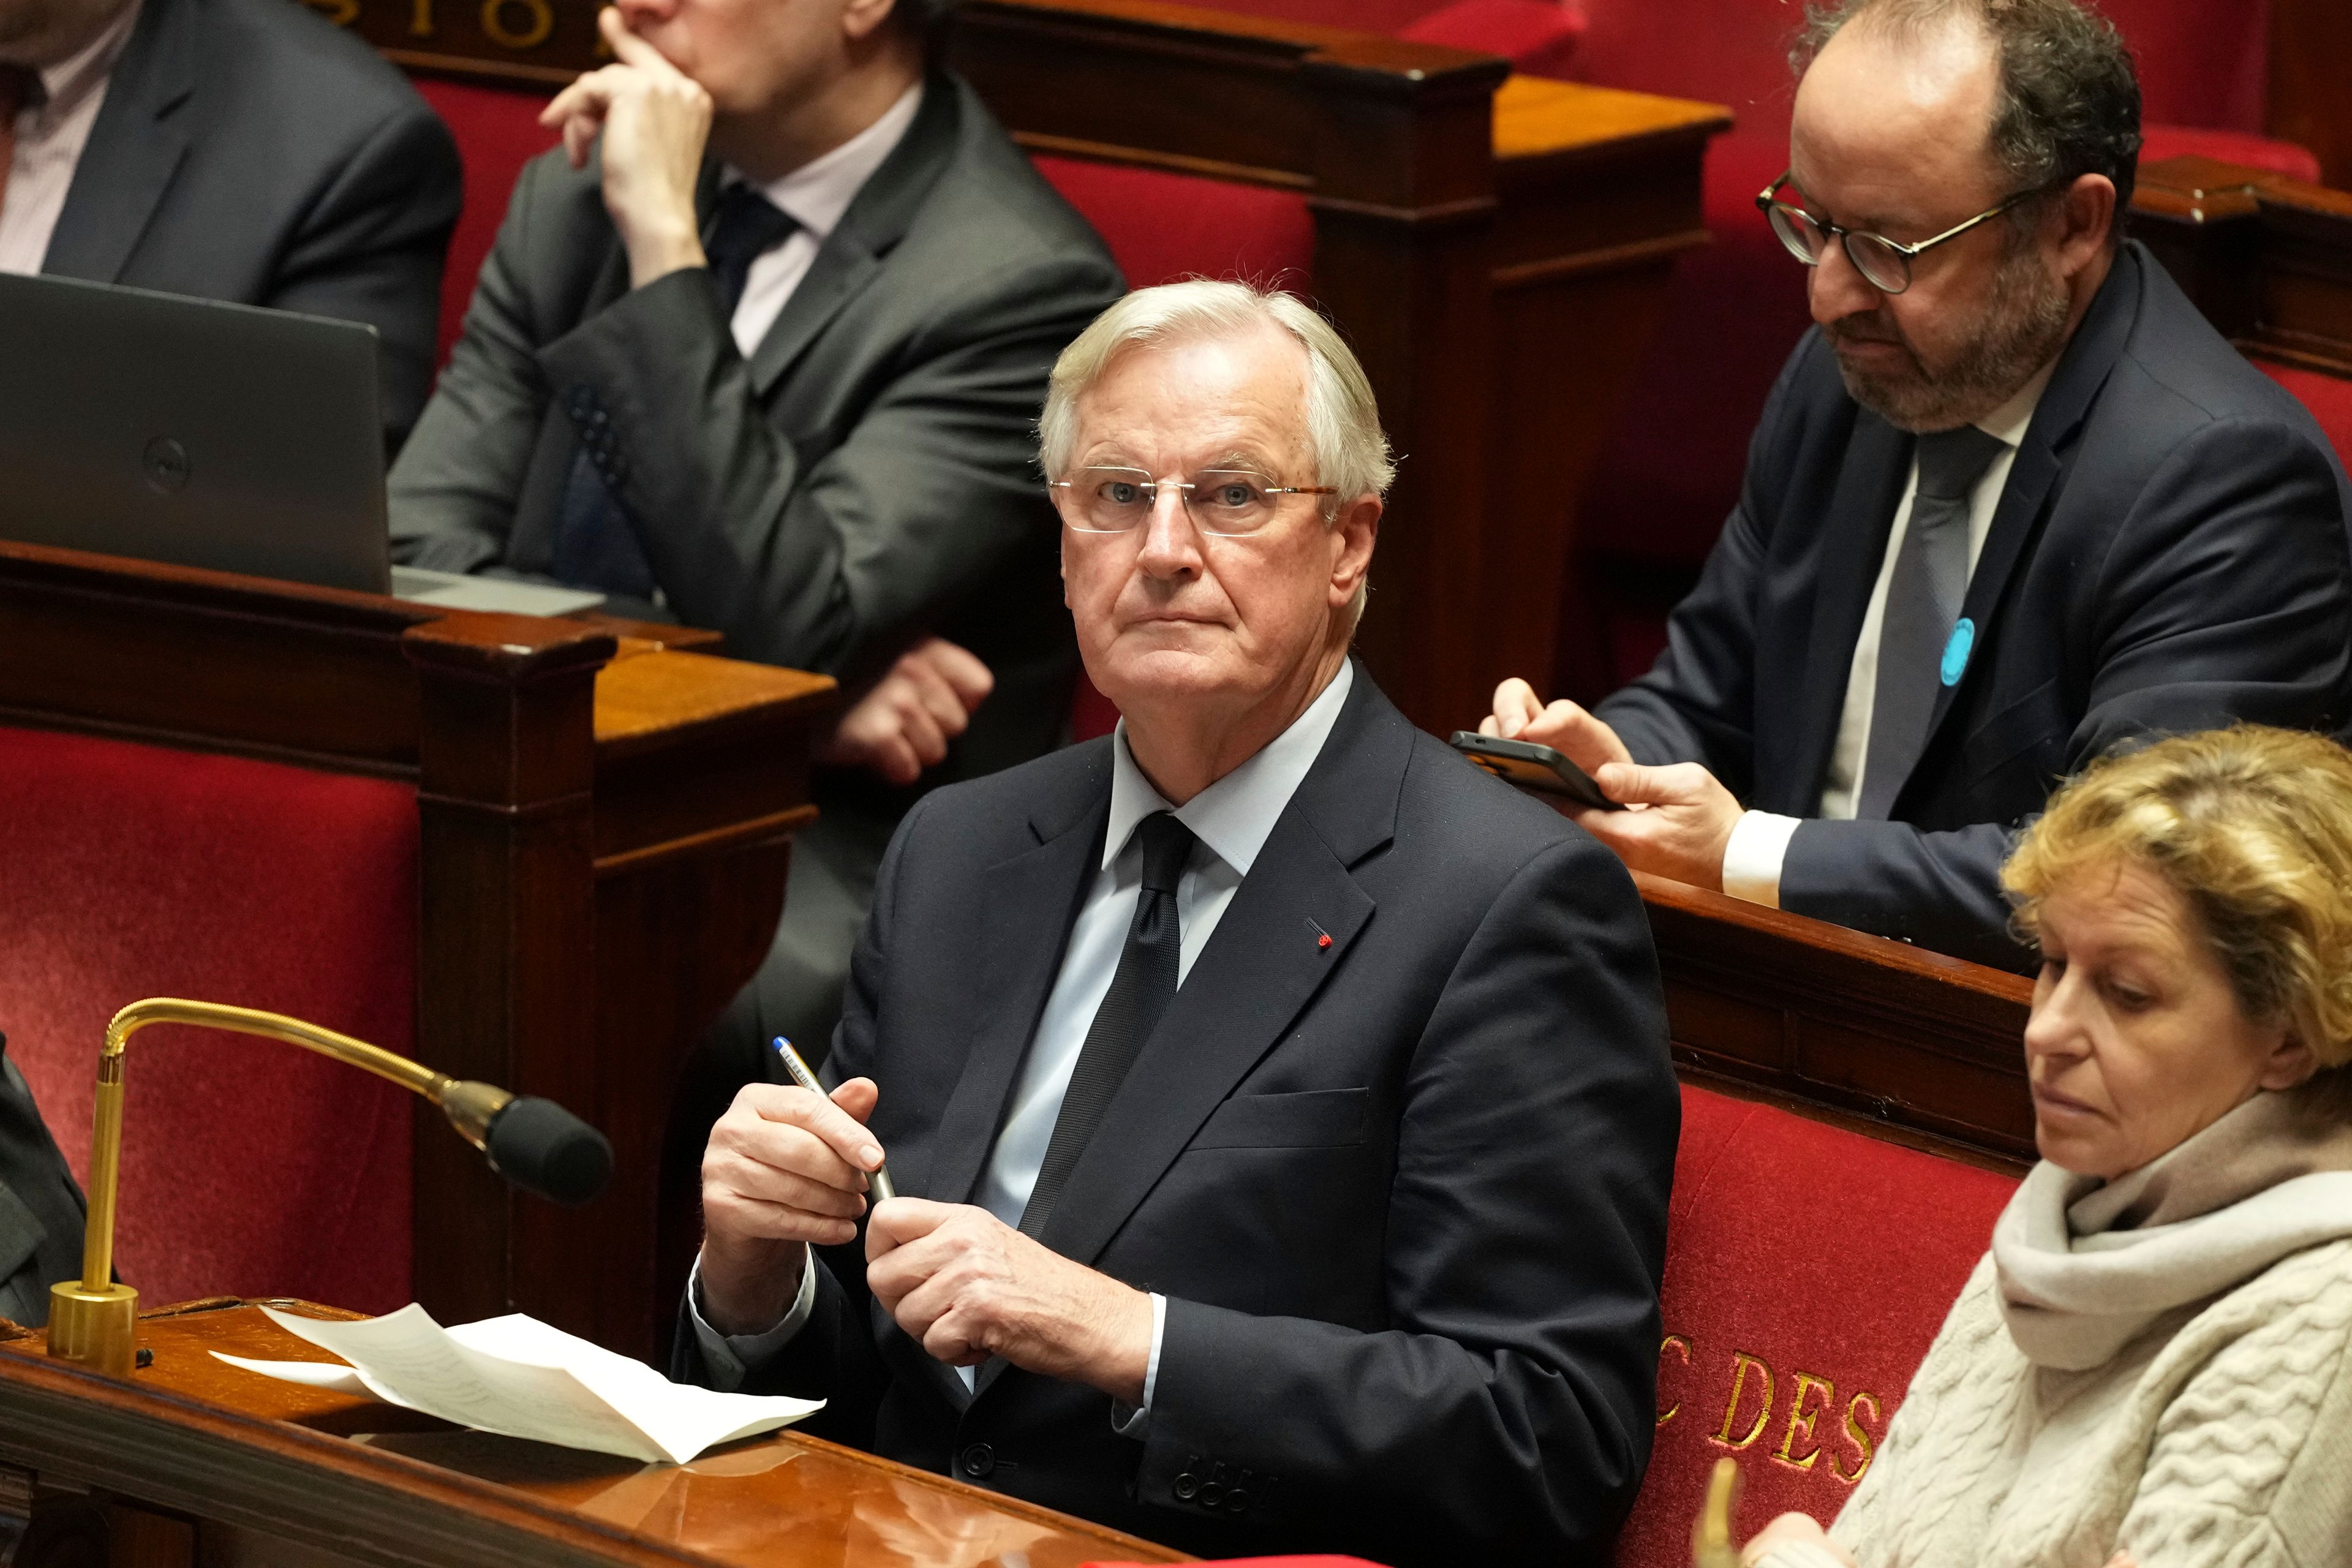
[1038,279,1393,631]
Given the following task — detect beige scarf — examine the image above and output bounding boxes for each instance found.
[1992,1071,2352,1370]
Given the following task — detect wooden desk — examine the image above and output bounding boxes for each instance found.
[0,542,837,1360]
[0,1300,1186,1568]
[2133,154,2352,379]
[1638,874,2036,1169]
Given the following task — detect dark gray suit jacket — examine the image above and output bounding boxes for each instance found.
[42,0,460,451]
[679,668,1679,1567]
[390,75,1125,786]
[0,1038,87,1329]
[1597,243,2352,969]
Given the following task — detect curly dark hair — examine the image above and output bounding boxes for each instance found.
[1793,0,2142,229]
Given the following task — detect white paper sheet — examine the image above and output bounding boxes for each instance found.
[213,1303,822,1464]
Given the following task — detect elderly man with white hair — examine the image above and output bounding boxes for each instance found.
[675,280,1678,1566]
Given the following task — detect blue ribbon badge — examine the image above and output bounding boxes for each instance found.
[1940,617,1975,687]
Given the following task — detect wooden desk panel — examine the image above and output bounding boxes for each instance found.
[1639,874,2037,1169]
[0,541,837,1359]
[0,1301,1186,1567]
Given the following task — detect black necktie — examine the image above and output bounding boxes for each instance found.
[549,187,797,598]
[1857,425,2010,819]
[1019,812,1196,1240]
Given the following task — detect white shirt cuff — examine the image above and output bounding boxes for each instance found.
[685,1250,819,1391]
[1721,810,1803,909]
[1109,1292,1168,1438]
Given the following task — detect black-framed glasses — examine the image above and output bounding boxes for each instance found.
[1756,172,2045,295]
[1047,466,1338,537]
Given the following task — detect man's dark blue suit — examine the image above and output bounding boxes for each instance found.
[676,666,1679,1567]
[1597,242,2352,968]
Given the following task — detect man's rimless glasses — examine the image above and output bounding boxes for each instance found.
[1049,466,1338,537]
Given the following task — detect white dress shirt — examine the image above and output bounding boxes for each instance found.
[717,81,921,359]
[1719,361,2057,908]
[691,662,1359,1421]
[0,0,141,277]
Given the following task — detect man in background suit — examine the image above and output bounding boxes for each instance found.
[0,1036,85,1329]
[389,0,1123,1168]
[678,281,1679,1566]
[0,0,460,450]
[1483,0,2351,969]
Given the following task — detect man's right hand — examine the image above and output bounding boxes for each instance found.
[540,7,713,288]
[698,1077,888,1336]
[1481,676,1636,777]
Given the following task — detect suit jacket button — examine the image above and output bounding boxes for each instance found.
[1172,1473,1199,1500]
[959,1442,995,1479]
[1226,1490,1250,1513]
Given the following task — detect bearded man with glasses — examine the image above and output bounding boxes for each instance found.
[1482,0,2352,970]
[676,279,1679,1566]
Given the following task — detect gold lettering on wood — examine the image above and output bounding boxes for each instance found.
[303,0,360,28]
[410,0,434,36]
[480,0,552,49]
[1712,1351,1773,1450]
[1657,1335,1692,1428]
[1773,1371,1836,1472]
[1834,1392,1883,1484]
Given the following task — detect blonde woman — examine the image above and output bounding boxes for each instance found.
[1746,725,2352,1568]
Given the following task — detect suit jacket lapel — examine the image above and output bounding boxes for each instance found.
[1033,673,1407,1274]
[745,77,962,398]
[918,764,1110,1212]
[40,0,193,282]
[1906,246,2146,769]
[1779,413,1912,807]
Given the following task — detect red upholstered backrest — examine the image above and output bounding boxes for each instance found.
[1030,156,1316,293]
[1572,0,2273,140]
[1616,1085,2018,1567]
[0,726,419,1313]
[2259,361,2352,471]
[409,77,560,368]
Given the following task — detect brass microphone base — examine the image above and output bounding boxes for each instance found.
[47,1282,140,1378]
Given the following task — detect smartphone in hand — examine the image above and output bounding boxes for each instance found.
[1449,732,1624,812]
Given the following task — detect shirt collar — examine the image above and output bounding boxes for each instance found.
[722,81,923,243]
[1973,353,2057,448]
[35,0,139,127]
[1103,660,1355,878]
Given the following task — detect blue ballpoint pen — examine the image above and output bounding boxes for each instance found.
[771,1036,897,1202]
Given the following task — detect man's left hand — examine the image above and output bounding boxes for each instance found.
[865,1198,1153,1404]
[1575,760,1744,892]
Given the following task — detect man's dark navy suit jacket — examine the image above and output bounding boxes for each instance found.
[1597,241,2352,968]
[677,667,1679,1567]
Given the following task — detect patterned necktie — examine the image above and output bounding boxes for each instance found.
[1018,812,1197,1240]
[1857,424,2010,820]
[549,187,797,598]
[0,66,43,220]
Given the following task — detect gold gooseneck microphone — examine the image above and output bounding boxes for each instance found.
[47,998,612,1378]
[1691,1457,1743,1568]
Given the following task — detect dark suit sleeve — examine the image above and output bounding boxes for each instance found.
[1779,414,2352,968]
[521,248,1118,683]
[258,99,459,455]
[1590,344,1821,794]
[1136,835,1678,1564]
[669,792,931,1451]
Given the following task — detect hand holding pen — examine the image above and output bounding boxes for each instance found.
[772,1036,896,1202]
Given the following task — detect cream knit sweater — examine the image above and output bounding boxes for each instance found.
[1828,1080,2352,1568]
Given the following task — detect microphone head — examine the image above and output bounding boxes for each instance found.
[484,1096,612,1207]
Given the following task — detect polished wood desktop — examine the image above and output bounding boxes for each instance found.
[0,541,838,1360]
[0,1299,1188,1568]
[1637,874,2037,1170]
